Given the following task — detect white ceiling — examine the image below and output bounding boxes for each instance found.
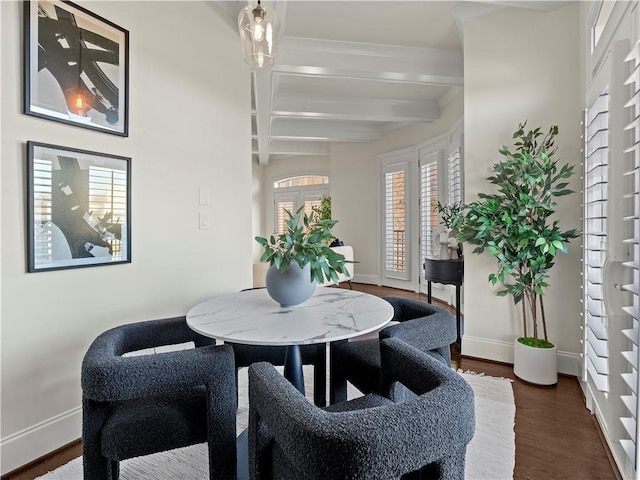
[209,0,570,165]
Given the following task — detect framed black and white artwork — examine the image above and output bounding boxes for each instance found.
[27,141,131,272]
[24,1,129,136]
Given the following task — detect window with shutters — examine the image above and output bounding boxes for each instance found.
[273,176,329,234]
[581,7,639,476]
[274,176,328,189]
[420,133,464,276]
[619,38,640,470]
[380,133,459,291]
[385,168,407,275]
[274,195,295,235]
[380,149,413,285]
[583,87,610,393]
[420,154,439,266]
[448,146,462,205]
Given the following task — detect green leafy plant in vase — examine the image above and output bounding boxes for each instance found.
[455,122,579,384]
[255,206,350,307]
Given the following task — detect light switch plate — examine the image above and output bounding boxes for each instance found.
[199,187,209,206]
[199,213,209,230]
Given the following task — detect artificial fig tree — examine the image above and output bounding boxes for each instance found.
[454,122,579,348]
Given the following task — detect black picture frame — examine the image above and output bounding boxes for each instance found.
[27,141,132,272]
[24,1,129,136]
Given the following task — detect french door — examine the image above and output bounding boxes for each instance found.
[274,188,327,234]
[379,147,416,290]
[581,2,639,475]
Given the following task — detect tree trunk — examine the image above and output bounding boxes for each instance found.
[540,296,548,342]
[521,299,527,339]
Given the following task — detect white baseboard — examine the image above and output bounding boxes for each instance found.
[558,351,581,377]
[462,336,581,377]
[352,273,379,285]
[0,406,81,475]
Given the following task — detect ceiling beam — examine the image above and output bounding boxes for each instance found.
[272,93,439,123]
[269,118,384,142]
[253,140,331,156]
[275,37,463,87]
[247,1,288,165]
[253,69,274,165]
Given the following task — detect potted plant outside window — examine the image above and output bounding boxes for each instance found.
[311,196,332,223]
[255,206,350,307]
[454,122,579,385]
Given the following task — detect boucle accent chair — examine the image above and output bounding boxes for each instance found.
[330,296,457,404]
[81,316,237,480]
[248,337,475,480]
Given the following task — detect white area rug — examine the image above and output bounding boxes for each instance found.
[37,367,515,480]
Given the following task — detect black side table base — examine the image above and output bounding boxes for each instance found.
[424,258,464,353]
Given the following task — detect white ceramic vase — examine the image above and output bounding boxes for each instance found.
[513,338,558,386]
[265,262,316,307]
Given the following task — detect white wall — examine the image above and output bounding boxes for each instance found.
[0,1,253,473]
[330,92,464,285]
[462,3,582,372]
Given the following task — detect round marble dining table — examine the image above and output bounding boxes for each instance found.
[186,287,394,394]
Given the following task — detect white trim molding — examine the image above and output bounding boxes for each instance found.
[352,273,379,286]
[0,406,81,475]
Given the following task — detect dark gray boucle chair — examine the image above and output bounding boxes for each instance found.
[330,296,456,403]
[81,316,237,480]
[248,337,475,480]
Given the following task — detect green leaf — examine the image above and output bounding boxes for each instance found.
[552,189,573,197]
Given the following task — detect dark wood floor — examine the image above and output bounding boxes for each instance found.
[3,283,619,480]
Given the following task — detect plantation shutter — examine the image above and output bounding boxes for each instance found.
[420,156,438,268]
[448,147,462,205]
[273,184,329,235]
[583,87,610,393]
[383,162,409,280]
[301,191,324,218]
[274,193,295,235]
[620,39,640,468]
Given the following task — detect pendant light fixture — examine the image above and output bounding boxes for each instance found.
[238,0,280,69]
[64,30,91,117]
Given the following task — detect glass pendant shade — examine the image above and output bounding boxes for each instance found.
[238,1,280,68]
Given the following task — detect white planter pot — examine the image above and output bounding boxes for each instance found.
[513,338,558,386]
